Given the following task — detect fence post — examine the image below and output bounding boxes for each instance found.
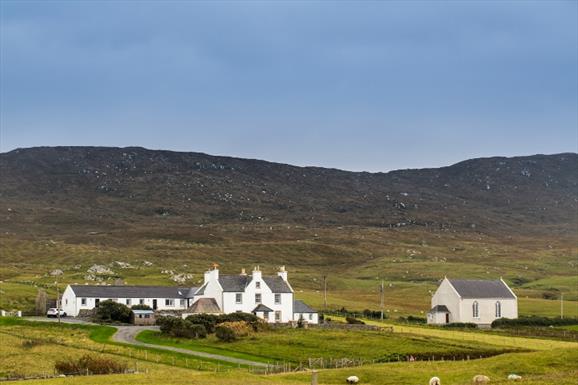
[311,370,318,385]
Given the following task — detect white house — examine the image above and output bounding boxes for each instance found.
[427,277,517,327]
[61,265,318,324]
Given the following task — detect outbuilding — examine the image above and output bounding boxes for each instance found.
[131,309,155,325]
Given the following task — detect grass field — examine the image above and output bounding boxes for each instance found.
[1,225,577,318]
[1,318,577,385]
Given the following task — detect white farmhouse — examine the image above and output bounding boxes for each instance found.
[61,265,318,324]
[427,277,517,327]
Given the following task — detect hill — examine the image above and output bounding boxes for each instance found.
[1,147,576,238]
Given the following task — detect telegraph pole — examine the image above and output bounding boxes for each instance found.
[379,280,384,321]
[561,293,564,319]
[55,281,61,324]
[323,275,327,310]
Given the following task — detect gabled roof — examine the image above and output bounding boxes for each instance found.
[216,275,293,293]
[447,279,515,299]
[189,298,221,313]
[263,277,292,293]
[253,304,273,312]
[429,305,450,313]
[70,285,196,299]
[293,300,316,313]
[219,275,251,292]
[194,283,207,296]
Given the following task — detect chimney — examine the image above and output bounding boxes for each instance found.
[277,265,288,281]
[240,268,247,276]
[252,265,262,281]
[204,263,219,283]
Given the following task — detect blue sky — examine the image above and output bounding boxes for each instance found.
[1,0,577,171]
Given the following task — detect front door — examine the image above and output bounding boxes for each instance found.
[95,299,100,308]
[153,299,157,310]
[445,313,449,323]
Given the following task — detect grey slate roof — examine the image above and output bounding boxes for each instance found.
[194,283,207,296]
[448,279,515,299]
[70,285,196,299]
[217,275,293,293]
[293,300,316,313]
[253,304,273,312]
[429,305,450,313]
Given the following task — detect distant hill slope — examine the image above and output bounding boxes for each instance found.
[0,147,576,236]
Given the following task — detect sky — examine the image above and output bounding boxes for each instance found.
[1,1,577,172]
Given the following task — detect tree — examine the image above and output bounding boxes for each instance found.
[35,289,47,315]
[94,300,131,323]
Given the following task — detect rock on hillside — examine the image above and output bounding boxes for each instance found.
[0,147,576,236]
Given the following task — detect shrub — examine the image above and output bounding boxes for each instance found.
[219,321,252,337]
[55,355,127,375]
[131,304,152,310]
[443,322,478,329]
[185,314,220,333]
[218,312,266,332]
[93,300,131,323]
[215,325,237,342]
[346,317,365,325]
[158,316,207,338]
[492,316,578,329]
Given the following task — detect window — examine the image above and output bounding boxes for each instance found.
[495,301,502,318]
[165,299,174,307]
[144,314,150,318]
[126,299,131,306]
[472,301,479,318]
[274,294,281,304]
[255,293,262,304]
[65,299,68,305]
[264,312,269,320]
[255,281,261,289]
[81,298,87,306]
[139,299,145,305]
[274,311,281,322]
[180,299,186,307]
[309,314,313,321]
[235,293,242,304]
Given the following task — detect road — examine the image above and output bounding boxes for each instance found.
[112,326,270,367]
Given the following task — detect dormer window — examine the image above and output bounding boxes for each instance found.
[255,281,261,289]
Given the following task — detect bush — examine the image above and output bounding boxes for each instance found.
[185,314,220,333]
[398,316,427,324]
[215,325,237,342]
[157,316,207,338]
[492,316,578,329]
[346,317,365,325]
[93,300,131,323]
[55,355,127,375]
[131,304,152,310]
[219,321,252,337]
[218,312,266,332]
[443,322,478,329]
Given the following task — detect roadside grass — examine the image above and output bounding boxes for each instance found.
[0,318,239,371]
[136,327,515,364]
[329,316,578,351]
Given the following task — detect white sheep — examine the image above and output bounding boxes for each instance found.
[346,375,359,384]
[472,375,490,384]
[507,374,522,381]
[429,376,441,385]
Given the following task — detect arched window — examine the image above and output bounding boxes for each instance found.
[472,301,479,318]
[495,301,501,318]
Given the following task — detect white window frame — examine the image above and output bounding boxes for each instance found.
[180,299,186,307]
[309,313,313,321]
[81,298,87,306]
[235,293,243,304]
[126,299,131,306]
[165,299,175,307]
[139,299,145,305]
[274,293,281,304]
[274,311,281,322]
[472,301,479,318]
[255,293,262,304]
[495,301,501,318]
[255,281,261,289]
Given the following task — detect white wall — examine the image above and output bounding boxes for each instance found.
[430,278,461,324]
[459,298,517,325]
[293,312,318,324]
[61,286,77,316]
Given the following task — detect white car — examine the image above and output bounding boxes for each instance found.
[46,308,67,318]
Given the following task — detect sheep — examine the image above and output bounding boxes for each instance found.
[507,374,522,381]
[429,376,441,385]
[346,375,359,384]
[472,375,490,384]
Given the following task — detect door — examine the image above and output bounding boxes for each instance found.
[153,299,157,310]
[95,299,100,308]
[445,313,449,323]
